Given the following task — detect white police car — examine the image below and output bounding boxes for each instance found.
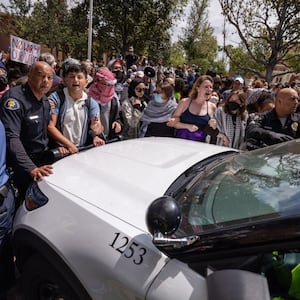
[13,137,300,300]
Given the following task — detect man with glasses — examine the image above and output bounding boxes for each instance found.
[245,88,300,149]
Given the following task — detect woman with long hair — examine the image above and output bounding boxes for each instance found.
[215,90,248,149]
[167,75,217,142]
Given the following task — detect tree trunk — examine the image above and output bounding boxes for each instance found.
[265,64,275,85]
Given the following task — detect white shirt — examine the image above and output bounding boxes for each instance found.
[62,88,88,146]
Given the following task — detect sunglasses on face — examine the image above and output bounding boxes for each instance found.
[135,88,145,93]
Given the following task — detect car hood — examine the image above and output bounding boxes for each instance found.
[45,137,234,232]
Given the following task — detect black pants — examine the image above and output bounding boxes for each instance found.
[9,165,32,203]
[0,188,16,293]
[9,150,54,202]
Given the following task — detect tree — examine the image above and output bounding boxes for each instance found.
[1,0,188,63]
[30,0,70,56]
[0,0,33,38]
[180,0,218,73]
[1,0,71,58]
[220,0,300,83]
[169,42,186,66]
[92,0,187,61]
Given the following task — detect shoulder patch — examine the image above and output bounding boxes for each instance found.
[4,99,20,110]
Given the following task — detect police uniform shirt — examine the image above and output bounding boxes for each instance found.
[0,120,9,187]
[0,83,51,173]
[246,109,300,145]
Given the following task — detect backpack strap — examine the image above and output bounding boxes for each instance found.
[54,88,66,132]
[56,88,66,107]
[55,89,91,119]
[86,95,91,110]
[54,90,96,144]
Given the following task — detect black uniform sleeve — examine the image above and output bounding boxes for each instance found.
[0,97,37,174]
[246,113,293,146]
[246,114,272,141]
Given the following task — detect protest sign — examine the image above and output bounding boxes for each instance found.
[10,35,40,65]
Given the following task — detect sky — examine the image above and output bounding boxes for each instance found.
[172,0,239,46]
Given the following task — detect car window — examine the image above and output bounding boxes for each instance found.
[174,140,300,236]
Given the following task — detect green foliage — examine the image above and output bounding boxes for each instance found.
[1,0,187,63]
[0,0,33,38]
[225,44,266,77]
[211,59,227,76]
[30,0,70,54]
[169,42,186,66]
[179,0,218,73]
[220,0,300,83]
[93,0,187,62]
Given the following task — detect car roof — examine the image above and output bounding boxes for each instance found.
[45,137,236,232]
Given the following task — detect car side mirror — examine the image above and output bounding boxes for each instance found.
[146,196,181,236]
[146,196,199,249]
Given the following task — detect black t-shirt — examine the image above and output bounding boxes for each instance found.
[125,53,138,70]
[145,122,175,137]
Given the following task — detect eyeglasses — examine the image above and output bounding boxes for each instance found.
[135,88,146,93]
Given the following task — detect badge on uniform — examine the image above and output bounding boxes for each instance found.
[4,99,20,110]
[291,122,298,132]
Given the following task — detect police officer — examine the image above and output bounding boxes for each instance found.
[245,88,300,149]
[0,61,54,201]
[0,119,15,298]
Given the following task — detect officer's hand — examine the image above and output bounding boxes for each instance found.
[268,132,294,144]
[31,165,53,182]
[112,121,122,133]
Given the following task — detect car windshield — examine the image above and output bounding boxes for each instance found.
[174,140,300,236]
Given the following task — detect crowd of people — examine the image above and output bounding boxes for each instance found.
[0,46,299,298]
